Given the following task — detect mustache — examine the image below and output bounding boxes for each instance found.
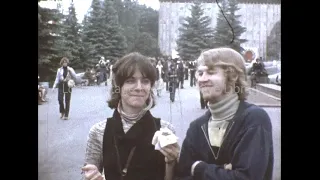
[199,83,214,88]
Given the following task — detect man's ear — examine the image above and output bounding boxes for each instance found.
[233,74,239,81]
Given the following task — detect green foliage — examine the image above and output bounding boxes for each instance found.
[112,0,161,57]
[38,5,64,81]
[176,2,214,61]
[38,0,162,80]
[60,2,82,69]
[102,0,127,62]
[81,0,105,66]
[213,0,247,53]
[131,32,161,57]
[266,20,281,60]
[79,15,95,68]
[138,6,159,39]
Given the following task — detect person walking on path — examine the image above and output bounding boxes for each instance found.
[52,57,77,120]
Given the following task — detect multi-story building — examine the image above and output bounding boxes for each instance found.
[158,0,281,59]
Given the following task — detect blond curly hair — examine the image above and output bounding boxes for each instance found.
[196,48,249,100]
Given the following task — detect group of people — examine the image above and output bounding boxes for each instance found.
[50,52,269,121]
[81,57,112,86]
[149,56,198,102]
[75,48,274,180]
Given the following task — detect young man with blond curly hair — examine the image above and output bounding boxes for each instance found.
[176,48,274,180]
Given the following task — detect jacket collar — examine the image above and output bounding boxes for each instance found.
[201,100,248,126]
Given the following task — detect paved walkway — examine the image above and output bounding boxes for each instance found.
[38,80,280,180]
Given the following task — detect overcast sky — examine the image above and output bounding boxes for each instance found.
[39,0,160,23]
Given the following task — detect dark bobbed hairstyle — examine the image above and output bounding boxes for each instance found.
[107,52,157,109]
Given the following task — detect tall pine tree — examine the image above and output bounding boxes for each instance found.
[176,2,213,61]
[132,6,161,57]
[102,0,127,62]
[81,0,105,66]
[266,20,280,60]
[117,0,141,53]
[79,15,92,69]
[138,6,159,39]
[61,2,82,69]
[213,0,247,52]
[38,5,64,81]
[213,0,232,47]
[80,0,161,61]
[132,32,161,57]
[227,0,247,52]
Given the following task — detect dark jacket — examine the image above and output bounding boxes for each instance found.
[176,101,274,180]
[188,62,196,71]
[103,110,165,180]
[168,64,178,83]
[154,65,160,81]
[177,63,184,80]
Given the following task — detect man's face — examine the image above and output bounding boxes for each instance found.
[197,65,227,103]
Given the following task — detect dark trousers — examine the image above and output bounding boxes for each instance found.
[184,69,188,80]
[58,83,72,117]
[200,92,208,109]
[178,77,184,88]
[99,72,106,82]
[166,81,169,91]
[169,80,176,101]
[190,70,196,87]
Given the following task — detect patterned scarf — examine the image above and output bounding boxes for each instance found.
[117,96,154,133]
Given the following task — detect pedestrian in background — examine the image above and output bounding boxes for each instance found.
[188,60,196,87]
[52,57,77,120]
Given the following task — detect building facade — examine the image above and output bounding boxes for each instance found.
[158,0,281,59]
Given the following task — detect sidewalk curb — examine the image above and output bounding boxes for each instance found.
[249,88,281,101]
[254,103,281,107]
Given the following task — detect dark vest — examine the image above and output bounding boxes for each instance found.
[102,110,165,180]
